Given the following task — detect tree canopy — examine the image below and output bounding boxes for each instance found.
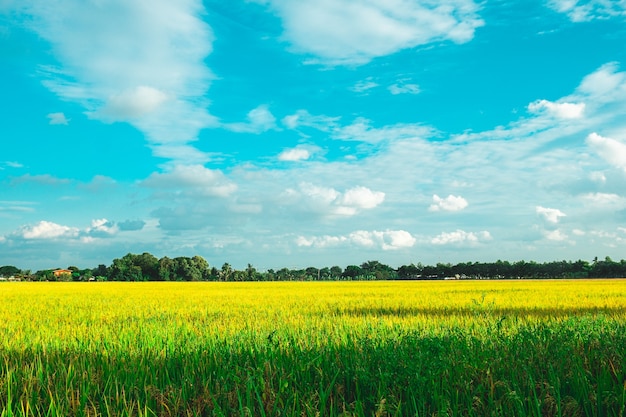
[3,255,626,282]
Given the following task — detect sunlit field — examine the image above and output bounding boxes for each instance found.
[1,280,625,416]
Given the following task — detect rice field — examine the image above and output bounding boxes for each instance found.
[0,280,625,416]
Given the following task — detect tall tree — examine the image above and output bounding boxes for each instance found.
[0,265,21,277]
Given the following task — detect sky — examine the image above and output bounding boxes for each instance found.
[1,0,626,271]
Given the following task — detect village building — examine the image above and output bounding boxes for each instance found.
[53,269,73,278]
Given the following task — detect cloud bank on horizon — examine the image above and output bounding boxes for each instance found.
[2,0,626,270]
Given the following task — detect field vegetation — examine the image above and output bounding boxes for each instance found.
[1,280,625,416]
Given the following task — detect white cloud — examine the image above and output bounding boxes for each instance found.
[536,206,567,223]
[333,117,434,143]
[429,194,468,212]
[547,0,626,22]
[527,99,585,119]
[86,218,118,237]
[282,109,340,131]
[278,147,311,162]
[3,218,133,245]
[150,144,213,165]
[0,201,37,213]
[351,77,379,93]
[543,229,568,241]
[340,186,385,210]
[388,82,420,95]
[376,229,417,250]
[586,132,626,172]
[254,0,484,65]
[581,192,626,209]
[297,229,415,250]
[97,86,168,120]
[578,62,626,98]
[142,165,237,197]
[287,183,384,216]
[47,112,69,125]
[224,104,277,134]
[431,229,491,245]
[297,183,340,204]
[589,171,606,184]
[283,111,432,145]
[296,235,347,248]
[20,0,216,164]
[19,220,79,239]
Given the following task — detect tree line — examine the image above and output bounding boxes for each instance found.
[1,254,626,282]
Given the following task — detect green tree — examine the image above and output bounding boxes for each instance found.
[158,256,175,281]
[0,265,21,277]
[192,256,210,280]
[329,266,343,279]
[305,267,319,280]
[342,265,363,280]
[246,263,259,281]
[397,263,422,279]
[220,263,233,281]
[360,260,397,280]
[175,257,202,281]
[92,264,108,279]
[109,253,144,281]
[135,253,159,281]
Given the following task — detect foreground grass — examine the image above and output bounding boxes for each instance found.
[0,280,625,416]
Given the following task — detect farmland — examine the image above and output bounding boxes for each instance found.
[1,280,625,416]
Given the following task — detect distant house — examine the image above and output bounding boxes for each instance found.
[53,269,73,278]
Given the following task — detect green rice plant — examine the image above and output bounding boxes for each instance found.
[1,280,625,415]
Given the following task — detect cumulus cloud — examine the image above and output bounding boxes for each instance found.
[429,194,468,212]
[278,147,312,162]
[527,99,585,119]
[47,112,69,125]
[340,186,386,210]
[286,183,385,216]
[536,206,567,223]
[254,0,484,65]
[547,0,626,22]
[543,229,569,241]
[578,62,626,98]
[297,229,415,250]
[97,86,168,120]
[296,235,346,248]
[1,218,143,247]
[586,132,626,171]
[142,165,237,197]
[431,229,491,245]
[224,105,277,134]
[18,220,79,239]
[85,218,118,237]
[18,0,216,164]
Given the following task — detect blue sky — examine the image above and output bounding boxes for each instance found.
[2,0,626,271]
